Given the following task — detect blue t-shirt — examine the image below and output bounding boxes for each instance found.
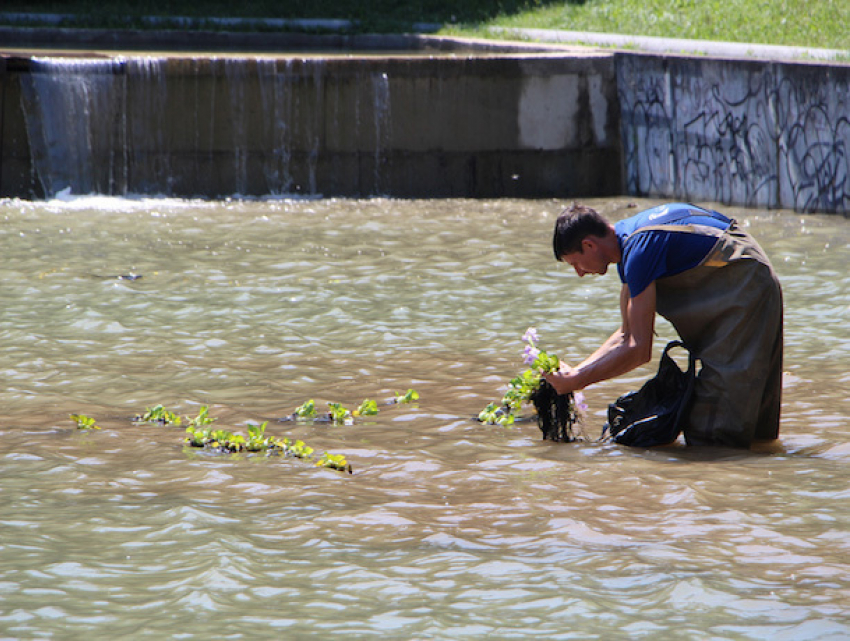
[615,203,732,297]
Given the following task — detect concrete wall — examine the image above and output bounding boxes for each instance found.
[2,43,848,214]
[2,52,622,199]
[618,54,850,214]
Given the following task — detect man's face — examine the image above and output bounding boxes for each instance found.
[560,237,609,277]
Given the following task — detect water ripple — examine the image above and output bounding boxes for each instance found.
[0,198,847,638]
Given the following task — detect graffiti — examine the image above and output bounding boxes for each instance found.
[618,71,675,198]
[774,75,850,213]
[618,56,850,214]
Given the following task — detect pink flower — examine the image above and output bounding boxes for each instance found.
[522,344,540,366]
[574,391,588,415]
[522,327,539,345]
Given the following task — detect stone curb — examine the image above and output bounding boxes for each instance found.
[490,27,849,63]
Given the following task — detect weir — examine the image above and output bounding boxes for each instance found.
[3,48,621,200]
[1,35,848,213]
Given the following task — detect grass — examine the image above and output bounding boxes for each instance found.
[478,0,850,50]
[3,0,849,50]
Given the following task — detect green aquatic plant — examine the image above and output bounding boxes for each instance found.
[135,404,182,426]
[182,417,348,472]
[328,402,352,424]
[479,327,554,425]
[355,399,379,416]
[394,389,419,404]
[479,328,585,437]
[185,426,245,451]
[294,399,318,419]
[478,402,515,427]
[184,425,210,448]
[62,401,349,472]
[245,421,275,452]
[187,405,216,429]
[291,389,418,424]
[316,452,351,472]
[501,368,544,413]
[70,414,100,430]
[280,437,314,460]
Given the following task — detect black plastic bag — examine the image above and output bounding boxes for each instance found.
[603,341,697,447]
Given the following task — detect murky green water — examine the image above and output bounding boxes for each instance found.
[1,196,848,639]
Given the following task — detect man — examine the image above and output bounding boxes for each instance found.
[544,202,783,448]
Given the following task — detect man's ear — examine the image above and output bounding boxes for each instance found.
[581,237,597,253]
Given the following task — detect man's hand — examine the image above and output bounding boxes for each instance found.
[542,363,578,395]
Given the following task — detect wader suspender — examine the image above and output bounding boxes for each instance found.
[626,221,735,268]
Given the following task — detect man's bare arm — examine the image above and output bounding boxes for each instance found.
[544,282,657,393]
[578,285,632,364]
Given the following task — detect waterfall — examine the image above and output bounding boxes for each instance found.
[256,58,297,196]
[17,55,394,199]
[19,56,172,198]
[20,58,124,197]
[372,72,392,195]
[225,59,250,196]
[306,59,325,196]
[126,57,170,195]
[255,57,338,197]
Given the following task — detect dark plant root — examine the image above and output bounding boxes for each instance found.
[530,380,578,443]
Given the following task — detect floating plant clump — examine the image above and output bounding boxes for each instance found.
[294,399,318,419]
[185,421,280,453]
[186,405,216,429]
[357,399,379,416]
[134,404,182,426]
[70,414,100,430]
[479,328,585,442]
[316,452,349,470]
[63,404,352,473]
[328,402,352,425]
[289,390,420,425]
[133,404,216,429]
[184,421,351,472]
[62,387,422,473]
[393,389,419,404]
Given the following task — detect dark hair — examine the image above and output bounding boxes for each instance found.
[552,203,610,260]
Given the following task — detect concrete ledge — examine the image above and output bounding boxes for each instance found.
[491,27,850,64]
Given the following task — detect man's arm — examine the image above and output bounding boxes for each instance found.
[543,282,657,393]
[577,285,633,364]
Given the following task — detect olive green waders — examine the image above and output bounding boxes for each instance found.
[641,221,783,448]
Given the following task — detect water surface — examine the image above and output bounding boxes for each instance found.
[0,196,848,639]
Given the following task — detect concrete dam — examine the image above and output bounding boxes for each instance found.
[2,35,848,213]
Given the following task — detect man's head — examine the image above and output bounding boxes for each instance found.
[552,203,617,276]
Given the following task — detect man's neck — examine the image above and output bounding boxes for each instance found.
[602,225,622,264]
